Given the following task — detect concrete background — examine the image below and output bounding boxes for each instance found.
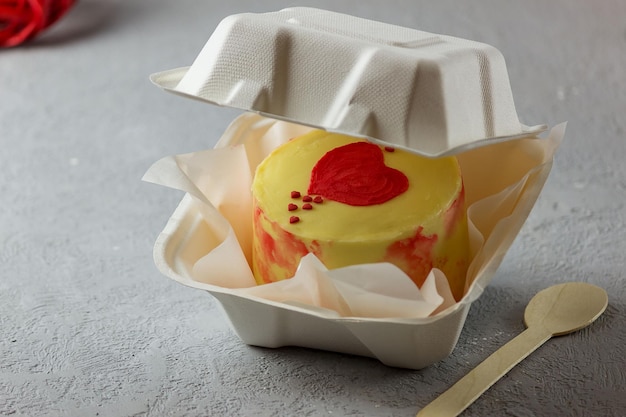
[1,0,625,416]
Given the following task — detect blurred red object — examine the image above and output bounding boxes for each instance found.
[0,0,76,47]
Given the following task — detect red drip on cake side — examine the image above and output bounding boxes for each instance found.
[444,184,466,237]
[253,205,312,283]
[383,226,438,288]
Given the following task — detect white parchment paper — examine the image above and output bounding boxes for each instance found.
[144,113,564,319]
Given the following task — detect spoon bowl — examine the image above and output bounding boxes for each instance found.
[524,282,608,336]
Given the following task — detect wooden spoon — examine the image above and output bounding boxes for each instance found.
[417,282,608,417]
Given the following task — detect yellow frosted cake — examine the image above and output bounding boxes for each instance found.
[251,130,470,300]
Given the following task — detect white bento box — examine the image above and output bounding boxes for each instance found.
[146,8,564,369]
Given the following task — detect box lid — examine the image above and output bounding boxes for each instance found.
[151,7,545,157]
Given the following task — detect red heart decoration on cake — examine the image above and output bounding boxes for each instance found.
[308,141,409,206]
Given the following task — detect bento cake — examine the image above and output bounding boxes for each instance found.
[251,130,470,300]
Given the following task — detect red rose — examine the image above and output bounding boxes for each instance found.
[0,0,76,47]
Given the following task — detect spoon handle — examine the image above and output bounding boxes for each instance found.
[416,325,552,417]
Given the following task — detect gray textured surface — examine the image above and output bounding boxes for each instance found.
[1,0,625,416]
